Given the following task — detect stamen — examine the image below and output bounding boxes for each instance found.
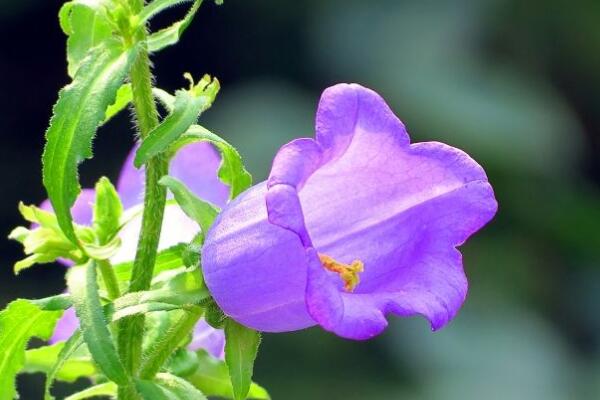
[319,253,364,292]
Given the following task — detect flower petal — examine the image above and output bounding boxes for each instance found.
[204,83,497,340]
[202,183,315,332]
[49,307,78,344]
[267,84,497,338]
[189,319,225,359]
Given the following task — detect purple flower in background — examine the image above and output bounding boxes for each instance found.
[202,84,498,340]
[46,143,227,357]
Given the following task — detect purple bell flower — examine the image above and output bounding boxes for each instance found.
[46,143,227,358]
[202,84,498,340]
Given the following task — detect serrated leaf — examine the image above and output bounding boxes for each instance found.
[159,176,220,233]
[139,0,195,24]
[93,177,123,244]
[103,83,133,124]
[134,77,220,167]
[64,382,117,400]
[42,41,137,244]
[67,261,130,385]
[0,299,62,400]
[171,125,252,199]
[224,320,261,400]
[147,0,202,52]
[180,350,270,400]
[23,341,96,384]
[59,1,113,77]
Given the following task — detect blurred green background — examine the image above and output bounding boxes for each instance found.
[1,0,599,398]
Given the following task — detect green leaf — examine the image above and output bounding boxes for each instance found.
[224,320,261,400]
[155,373,207,399]
[30,294,73,311]
[159,176,220,233]
[135,380,177,400]
[153,87,176,112]
[67,261,130,385]
[59,1,113,77]
[103,83,133,124]
[64,382,117,400]
[139,0,195,24]
[44,332,84,400]
[42,40,137,244]
[147,0,202,52]
[112,267,209,320]
[93,177,123,244]
[24,341,96,384]
[181,350,270,400]
[112,243,187,283]
[171,125,252,199]
[134,76,220,167]
[82,236,122,261]
[9,203,90,273]
[139,308,202,379]
[0,299,62,400]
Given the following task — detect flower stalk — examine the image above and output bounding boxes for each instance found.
[117,4,169,397]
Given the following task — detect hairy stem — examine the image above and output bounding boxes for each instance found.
[117,14,169,398]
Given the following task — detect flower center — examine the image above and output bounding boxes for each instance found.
[319,253,364,292]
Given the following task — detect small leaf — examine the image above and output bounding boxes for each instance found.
[103,83,133,124]
[82,236,122,260]
[155,373,208,399]
[159,176,220,233]
[59,1,113,77]
[42,40,137,244]
[0,299,62,400]
[93,177,123,244]
[139,308,203,379]
[147,0,202,52]
[180,350,270,400]
[139,0,195,24]
[153,87,176,112]
[112,243,187,283]
[112,267,209,318]
[64,382,117,400]
[135,380,175,399]
[134,76,220,167]
[67,262,130,385]
[44,331,85,400]
[31,294,73,311]
[23,341,96,384]
[171,125,252,199]
[224,320,261,400]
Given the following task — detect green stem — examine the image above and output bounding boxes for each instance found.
[117,15,169,399]
[139,307,203,379]
[97,260,120,300]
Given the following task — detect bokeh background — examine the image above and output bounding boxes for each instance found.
[1,0,599,398]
